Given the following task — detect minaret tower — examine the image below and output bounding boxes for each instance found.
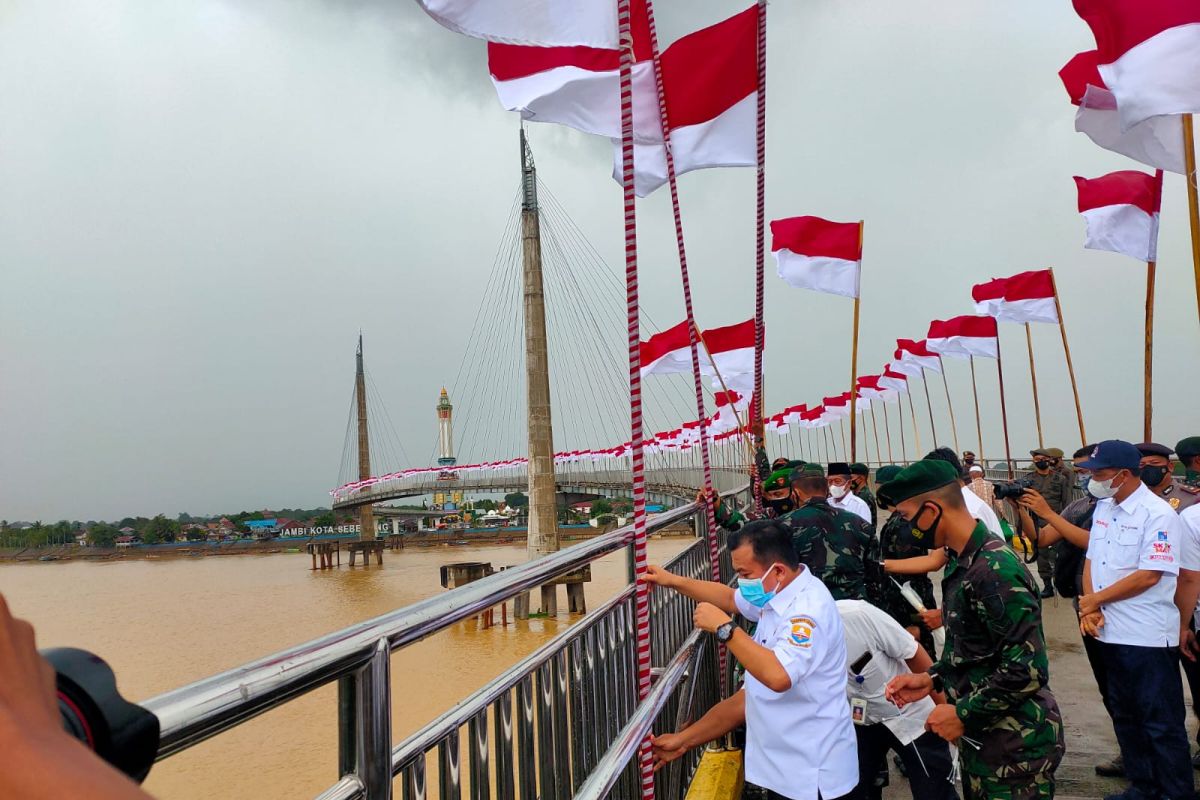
[436,388,456,467]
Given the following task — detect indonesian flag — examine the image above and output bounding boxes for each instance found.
[616,6,759,197]
[879,365,910,394]
[893,339,942,374]
[488,2,653,139]
[1073,0,1200,131]
[926,316,999,360]
[1059,51,1185,174]
[709,390,749,435]
[1074,170,1162,262]
[415,0,619,48]
[639,321,695,378]
[856,375,888,401]
[771,216,862,298]
[971,270,1059,325]
[638,318,758,389]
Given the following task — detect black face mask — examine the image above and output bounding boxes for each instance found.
[1033,461,1050,472]
[1140,465,1169,487]
[766,497,795,517]
[907,502,944,550]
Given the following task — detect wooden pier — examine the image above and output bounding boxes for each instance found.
[307,541,341,570]
[347,540,384,566]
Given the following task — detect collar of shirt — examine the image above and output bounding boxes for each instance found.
[945,521,989,576]
[1113,481,1155,516]
[765,564,813,613]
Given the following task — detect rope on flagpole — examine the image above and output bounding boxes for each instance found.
[642,0,726,692]
[615,0,654,794]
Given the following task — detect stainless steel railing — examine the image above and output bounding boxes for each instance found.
[141,486,746,800]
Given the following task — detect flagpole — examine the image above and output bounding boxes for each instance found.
[1048,267,1087,446]
[822,424,832,463]
[695,323,757,464]
[868,399,883,466]
[839,416,849,460]
[936,356,960,453]
[920,368,938,447]
[1024,323,1044,449]
[905,376,922,456]
[751,0,767,450]
[969,355,985,462]
[1144,168,1165,442]
[848,221,864,461]
[995,334,1015,479]
[1185,115,1200,331]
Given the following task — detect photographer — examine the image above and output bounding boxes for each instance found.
[1024,449,1072,598]
[0,593,154,800]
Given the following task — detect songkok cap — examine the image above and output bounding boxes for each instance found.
[763,469,792,493]
[874,465,903,483]
[795,463,825,478]
[827,462,852,477]
[1136,442,1174,459]
[1076,440,1141,472]
[1177,437,1200,462]
[876,460,960,509]
[968,465,984,474]
[1030,448,1052,457]
[849,462,870,476]
[1045,448,1065,458]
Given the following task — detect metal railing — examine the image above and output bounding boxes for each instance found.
[141,486,746,800]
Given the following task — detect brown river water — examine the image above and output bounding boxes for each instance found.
[0,537,690,799]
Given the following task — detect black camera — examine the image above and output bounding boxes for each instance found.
[992,475,1036,501]
[43,647,160,783]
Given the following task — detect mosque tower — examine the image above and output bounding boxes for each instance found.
[436,388,456,467]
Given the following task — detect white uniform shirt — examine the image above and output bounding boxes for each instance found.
[836,599,935,745]
[1085,482,1182,647]
[1177,504,1200,628]
[734,567,859,800]
[961,486,1004,540]
[830,491,872,524]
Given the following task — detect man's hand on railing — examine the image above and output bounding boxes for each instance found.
[695,488,720,512]
[642,564,679,589]
[649,732,689,771]
[692,602,732,633]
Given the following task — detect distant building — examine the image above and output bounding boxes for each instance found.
[115,535,138,548]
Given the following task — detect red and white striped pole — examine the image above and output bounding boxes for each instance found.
[615,0,654,796]
[752,0,767,511]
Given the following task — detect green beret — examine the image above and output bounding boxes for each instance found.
[876,460,960,508]
[874,465,903,483]
[1045,447,1065,458]
[795,463,825,478]
[1177,437,1200,462]
[849,462,869,476]
[787,459,807,469]
[763,469,792,492]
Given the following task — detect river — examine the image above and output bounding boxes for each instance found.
[0,537,691,799]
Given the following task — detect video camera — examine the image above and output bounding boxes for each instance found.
[43,648,160,783]
[992,475,1036,501]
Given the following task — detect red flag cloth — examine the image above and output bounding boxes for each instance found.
[893,339,943,375]
[1074,170,1162,262]
[416,0,620,48]
[1072,0,1200,131]
[771,216,862,298]
[971,270,1059,324]
[639,321,694,378]
[879,366,910,393]
[926,316,999,360]
[638,317,758,386]
[616,6,759,196]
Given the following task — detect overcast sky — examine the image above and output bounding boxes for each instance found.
[3,1,1198,522]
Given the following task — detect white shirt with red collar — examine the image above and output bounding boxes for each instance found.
[1086,481,1182,647]
[733,566,859,800]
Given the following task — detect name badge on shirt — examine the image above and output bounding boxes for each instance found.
[850,697,867,725]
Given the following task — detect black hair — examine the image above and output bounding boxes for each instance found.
[1073,444,1097,459]
[790,475,828,497]
[727,519,800,569]
[923,447,964,477]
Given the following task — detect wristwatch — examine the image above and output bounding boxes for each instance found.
[715,621,735,643]
[927,667,945,693]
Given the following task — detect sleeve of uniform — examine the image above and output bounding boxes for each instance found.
[953,565,1048,732]
[733,589,763,623]
[1138,509,1181,576]
[714,499,746,532]
[863,602,919,661]
[1178,506,1200,572]
[755,445,771,482]
[770,611,823,685]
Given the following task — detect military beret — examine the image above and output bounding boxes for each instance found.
[795,463,825,478]
[1045,447,1065,458]
[827,462,852,477]
[874,465,903,483]
[1030,448,1052,457]
[1174,437,1200,461]
[849,462,869,476]
[763,469,792,492]
[1136,442,1174,458]
[876,460,960,508]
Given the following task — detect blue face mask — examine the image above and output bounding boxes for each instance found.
[737,563,781,608]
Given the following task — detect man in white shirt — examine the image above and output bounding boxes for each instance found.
[644,519,860,800]
[837,599,958,800]
[1077,440,1194,800]
[829,463,874,525]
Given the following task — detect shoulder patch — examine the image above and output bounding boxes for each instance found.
[788,615,815,648]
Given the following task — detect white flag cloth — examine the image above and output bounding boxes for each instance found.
[926,317,999,360]
[1074,170,1161,262]
[771,216,862,298]
[415,0,618,48]
[971,270,1059,325]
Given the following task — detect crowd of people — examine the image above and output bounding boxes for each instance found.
[648,435,1200,800]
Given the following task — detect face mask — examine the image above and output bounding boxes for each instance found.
[766,497,794,516]
[907,502,944,550]
[1034,461,1050,472]
[829,484,849,499]
[737,563,781,607]
[1088,474,1123,499]
[1139,465,1169,487]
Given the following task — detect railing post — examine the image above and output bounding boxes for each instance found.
[340,639,393,799]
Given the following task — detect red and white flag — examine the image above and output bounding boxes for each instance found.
[972,270,1059,325]
[771,216,863,298]
[615,6,759,197]
[639,321,695,378]
[700,318,757,384]
[415,0,619,48]
[878,365,910,394]
[926,316,999,360]
[893,339,942,375]
[1074,170,1162,262]
[1059,51,1185,174]
[1073,0,1200,131]
[488,3,653,139]
[638,318,758,389]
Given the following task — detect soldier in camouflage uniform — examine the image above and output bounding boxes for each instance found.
[850,462,879,528]
[880,460,1064,800]
[1179,437,1200,488]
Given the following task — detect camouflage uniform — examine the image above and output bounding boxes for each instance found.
[784,498,877,601]
[933,521,1064,799]
[870,511,938,656]
[712,496,746,532]
[855,484,879,529]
